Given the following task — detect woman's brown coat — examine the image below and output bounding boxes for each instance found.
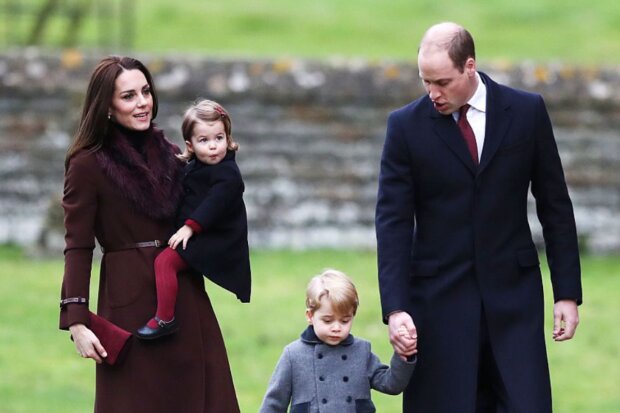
[59,127,240,413]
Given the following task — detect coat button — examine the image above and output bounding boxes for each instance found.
[346,396,352,403]
[318,353,323,359]
[343,376,349,382]
[322,398,327,404]
[342,355,347,360]
[319,376,325,381]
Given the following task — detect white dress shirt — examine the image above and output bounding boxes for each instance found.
[452,72,487,161]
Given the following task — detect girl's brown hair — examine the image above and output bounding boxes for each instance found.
[178,99,238,162]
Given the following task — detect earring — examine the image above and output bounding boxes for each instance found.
[107,113,111,120]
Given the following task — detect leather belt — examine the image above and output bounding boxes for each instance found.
[100,240,165,254]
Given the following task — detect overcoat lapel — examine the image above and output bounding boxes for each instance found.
[431,107,477,176]
[428,72,513,177]
[478,72,512,174]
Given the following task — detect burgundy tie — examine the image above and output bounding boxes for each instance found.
[457,104,479,166]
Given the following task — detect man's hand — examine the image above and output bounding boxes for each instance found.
[168,225,194,250]
[553,299,580,341]
[388,311,418,358]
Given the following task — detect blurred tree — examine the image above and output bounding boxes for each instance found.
[28,0,92,47]
[63,0,91,46]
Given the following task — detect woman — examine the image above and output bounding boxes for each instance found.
[59,56,240,412]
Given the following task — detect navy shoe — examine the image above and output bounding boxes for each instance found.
[136,317,179,340]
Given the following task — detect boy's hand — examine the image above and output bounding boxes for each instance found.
[398,325,412,339]
[168,225,194,250]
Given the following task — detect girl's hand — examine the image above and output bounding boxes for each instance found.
[168,225,194,250]
[69,323,107,364]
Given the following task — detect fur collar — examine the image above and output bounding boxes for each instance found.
[95,123,184,220]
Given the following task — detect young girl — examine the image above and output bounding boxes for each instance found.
[259,269,416,413]
[136,99,251,340]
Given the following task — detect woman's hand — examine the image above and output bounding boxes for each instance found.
[69,323,107,364]
[168,225,194,250]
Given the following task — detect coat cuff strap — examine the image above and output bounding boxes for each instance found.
[60,297,88,308]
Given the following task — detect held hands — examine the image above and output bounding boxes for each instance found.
[69,323,107,364]
[388,311,418,359]
[552,299,580,341]
[168,225,194,250]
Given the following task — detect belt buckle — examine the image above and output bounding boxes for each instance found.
[154,240,162,247]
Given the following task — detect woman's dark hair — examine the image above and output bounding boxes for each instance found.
[65,56,158,168]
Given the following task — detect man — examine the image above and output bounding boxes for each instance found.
[375,22,582,412]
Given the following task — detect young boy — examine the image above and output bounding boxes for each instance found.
[259,269,416,413]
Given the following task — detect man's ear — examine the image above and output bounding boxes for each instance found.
[305,309,313,325]
[465,57,477,76]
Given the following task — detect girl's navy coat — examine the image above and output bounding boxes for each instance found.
[176,151,251,302]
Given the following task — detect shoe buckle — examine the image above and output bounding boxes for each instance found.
[156,317,174,328]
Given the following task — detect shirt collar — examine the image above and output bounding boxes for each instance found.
[300,325,354,346]
[468,72,487,113]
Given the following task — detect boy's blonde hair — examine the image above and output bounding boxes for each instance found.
[306,269,359,316]
[177,98,239,161]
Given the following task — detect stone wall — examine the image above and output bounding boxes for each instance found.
[1,49,619,253]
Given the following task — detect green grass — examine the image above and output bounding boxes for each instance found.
[3,0,620,64]
[0,245,619,412]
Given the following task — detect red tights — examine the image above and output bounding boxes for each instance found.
[147,247,189,328]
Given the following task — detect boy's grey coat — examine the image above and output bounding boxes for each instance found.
[260,327,416,413]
